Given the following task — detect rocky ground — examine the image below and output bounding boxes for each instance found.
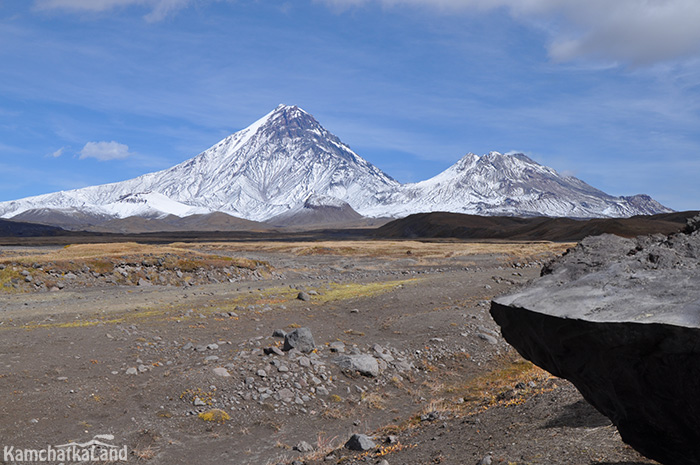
[0,240,659,465]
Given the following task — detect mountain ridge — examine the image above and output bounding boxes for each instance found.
[0,104,672,225]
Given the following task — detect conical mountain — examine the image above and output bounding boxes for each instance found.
[0,105,400,222]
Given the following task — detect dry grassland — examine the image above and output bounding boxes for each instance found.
[179,240,574,262]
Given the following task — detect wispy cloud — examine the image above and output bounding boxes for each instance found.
[33,0,195,21]
[48,147,66,158]
[317,0,700,66]
[79,141,133,161]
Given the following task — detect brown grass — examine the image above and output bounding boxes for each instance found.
[441,352,553,414]
[174,240,572,262]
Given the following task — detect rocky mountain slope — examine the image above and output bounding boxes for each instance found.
[0,105,672,226]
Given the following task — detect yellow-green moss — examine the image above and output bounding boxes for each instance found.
[198,409,230,423]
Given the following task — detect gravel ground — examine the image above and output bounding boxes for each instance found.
[0,241,657,465]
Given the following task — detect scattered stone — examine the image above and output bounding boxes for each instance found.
[182,342,193,350]
[204,355,219,362]
[477,454,492,465]
[297,291,311,301]
[207,343,219,350]
[372,344,394,362]
[344,434,376,451]
[125,367,138,375]
[272,329,286,338]
[279,388,294,402]
[334,354,379,377]
[316,386,329,396]
[294,441,314,453]
[283,327,316,353]
[213,367,230,377]
[193,397,207,407]
[477,333,498,345]
[264,346,285,356]
[137,278,152,286]
[329,341,346,353]
[256,369,267,378]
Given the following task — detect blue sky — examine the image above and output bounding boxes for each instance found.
[1,0,699,211]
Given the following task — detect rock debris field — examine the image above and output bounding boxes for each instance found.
[0,240,660,464]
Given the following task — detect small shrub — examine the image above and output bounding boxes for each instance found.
[198,409,230,423]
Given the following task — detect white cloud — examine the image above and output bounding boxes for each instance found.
[33,0,194,21]
[317,0,700,65]
[49,147,65,158]
[79,141,133,161]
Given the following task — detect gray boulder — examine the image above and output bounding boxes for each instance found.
[333,354,379,377]
[283,327,316,353]
[490,229,700,465]
[344,433,375,451]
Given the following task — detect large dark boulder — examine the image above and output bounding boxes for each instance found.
[490,219,700,465]
[283,327,316,353]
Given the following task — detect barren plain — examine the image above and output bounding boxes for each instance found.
[0,239,659,465]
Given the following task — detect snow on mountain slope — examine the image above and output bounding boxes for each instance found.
[368,151,672,218]
[0,105,672,224]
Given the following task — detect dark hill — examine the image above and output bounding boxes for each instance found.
[88,212,271,234]
[372,211,698,242]
[0,218,67,237]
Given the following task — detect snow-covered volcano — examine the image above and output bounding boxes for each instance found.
[0,104,672,225]
[0,105,399,222]
[368,152,670,218]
